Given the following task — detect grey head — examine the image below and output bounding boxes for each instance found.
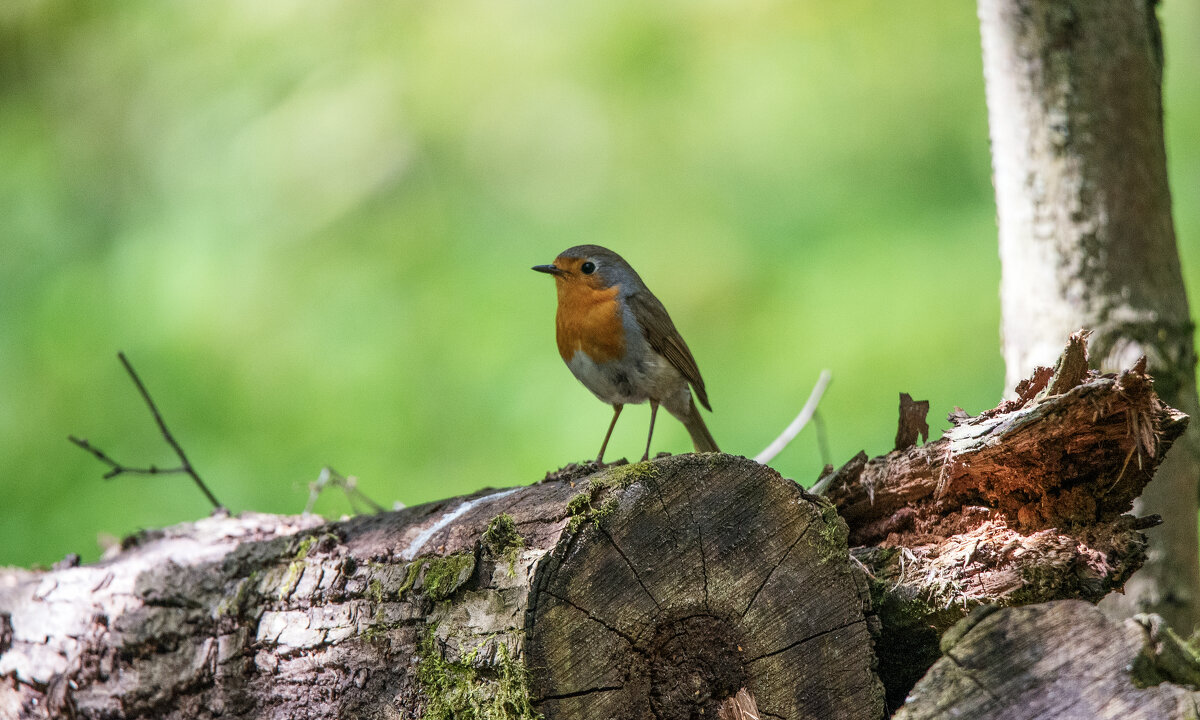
[532,244,647,295]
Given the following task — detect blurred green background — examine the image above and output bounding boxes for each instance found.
[2,2,1198,568]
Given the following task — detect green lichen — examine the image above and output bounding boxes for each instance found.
[590,460,658,492]
[1011,563,1066,605]
[368,578,385,604]
[400,559,423,596]
[417,628,541,720]
[423,553,476,601]
[566,492,592,532]
[217,571,259,617]
[362,605,391,643]
[292,534,317,561]
[816,498,849,564]
[566,492,591,515]
[593,497,620,526]
[483,514,526,578]
[1129,622,1200,689]
[278,559,306,599]
[275,534,319,599]
[563,462,658,533]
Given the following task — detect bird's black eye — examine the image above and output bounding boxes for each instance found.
[581,261,596,275]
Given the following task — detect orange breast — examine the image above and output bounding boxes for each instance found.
[555,282,625,363]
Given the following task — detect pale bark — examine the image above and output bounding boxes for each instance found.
[978,0,1200,630]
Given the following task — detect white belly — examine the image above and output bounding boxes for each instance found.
[565,349,690,412]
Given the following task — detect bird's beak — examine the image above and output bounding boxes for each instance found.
[532,264,565,276]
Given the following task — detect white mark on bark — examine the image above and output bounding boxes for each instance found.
[400,488,519,561]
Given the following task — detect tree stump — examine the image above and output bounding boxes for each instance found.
[0,454,885,720]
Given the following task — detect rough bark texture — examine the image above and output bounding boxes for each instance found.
[818,337,1189,709]
[978,0,1200,630]
[895,600,1200,720]
[0,454,886,720]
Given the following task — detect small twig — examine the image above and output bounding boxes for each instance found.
[305,466,386,516]
[812,409,832,468]
[69,352,223,510]
[754,370,833,465]
[67,436,185,479]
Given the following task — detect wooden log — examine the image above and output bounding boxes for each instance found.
[0,454,886,720]
[816,336,1189,709]
[895,600,1200,720]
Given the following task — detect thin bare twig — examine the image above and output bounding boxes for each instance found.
[69,352,223,510]
[813,409,832,468]
[754,370,833,465]
[304,466,387,516]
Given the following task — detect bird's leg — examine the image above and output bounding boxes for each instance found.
[596,404,623,464]
[641,400,659,462]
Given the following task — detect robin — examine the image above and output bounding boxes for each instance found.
[533,245,718,463]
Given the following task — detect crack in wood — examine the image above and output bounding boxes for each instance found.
[542,590,640,646]
[600,526,663,612]
[536,684,624,702]
[744,618,864,664]
[644,475,692,564]
[740,518,814,618]
[646,477,676,525]
[681,489,711,613]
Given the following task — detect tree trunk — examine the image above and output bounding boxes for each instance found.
[894,600,1200,720]
[0,455,886,720]
[978,0,1200,630]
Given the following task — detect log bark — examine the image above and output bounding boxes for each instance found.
[0,454,886,720]
[818,335,1189,709]
[895,600,1200,720]
[978,0,1200,631]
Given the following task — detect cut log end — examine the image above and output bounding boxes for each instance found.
[527,454,885,720]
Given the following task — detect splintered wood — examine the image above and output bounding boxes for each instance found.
[818,332,1188,708]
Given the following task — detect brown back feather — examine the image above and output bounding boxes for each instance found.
[628,290,711,411]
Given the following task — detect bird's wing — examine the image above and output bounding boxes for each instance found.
[628,290,711,410]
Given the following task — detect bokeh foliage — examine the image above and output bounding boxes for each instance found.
[1,1,1197,567]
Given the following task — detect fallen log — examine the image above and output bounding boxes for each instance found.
[2,334,1188,719]
[0,454,885,720]
[818,335,1189,708]
[895,600,1200,720]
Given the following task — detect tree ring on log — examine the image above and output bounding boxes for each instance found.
[644,615,746,719]
[526,454,884,720]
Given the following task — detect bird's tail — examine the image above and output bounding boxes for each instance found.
[682,396,719,453]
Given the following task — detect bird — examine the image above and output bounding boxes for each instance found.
[533,245,718,463]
